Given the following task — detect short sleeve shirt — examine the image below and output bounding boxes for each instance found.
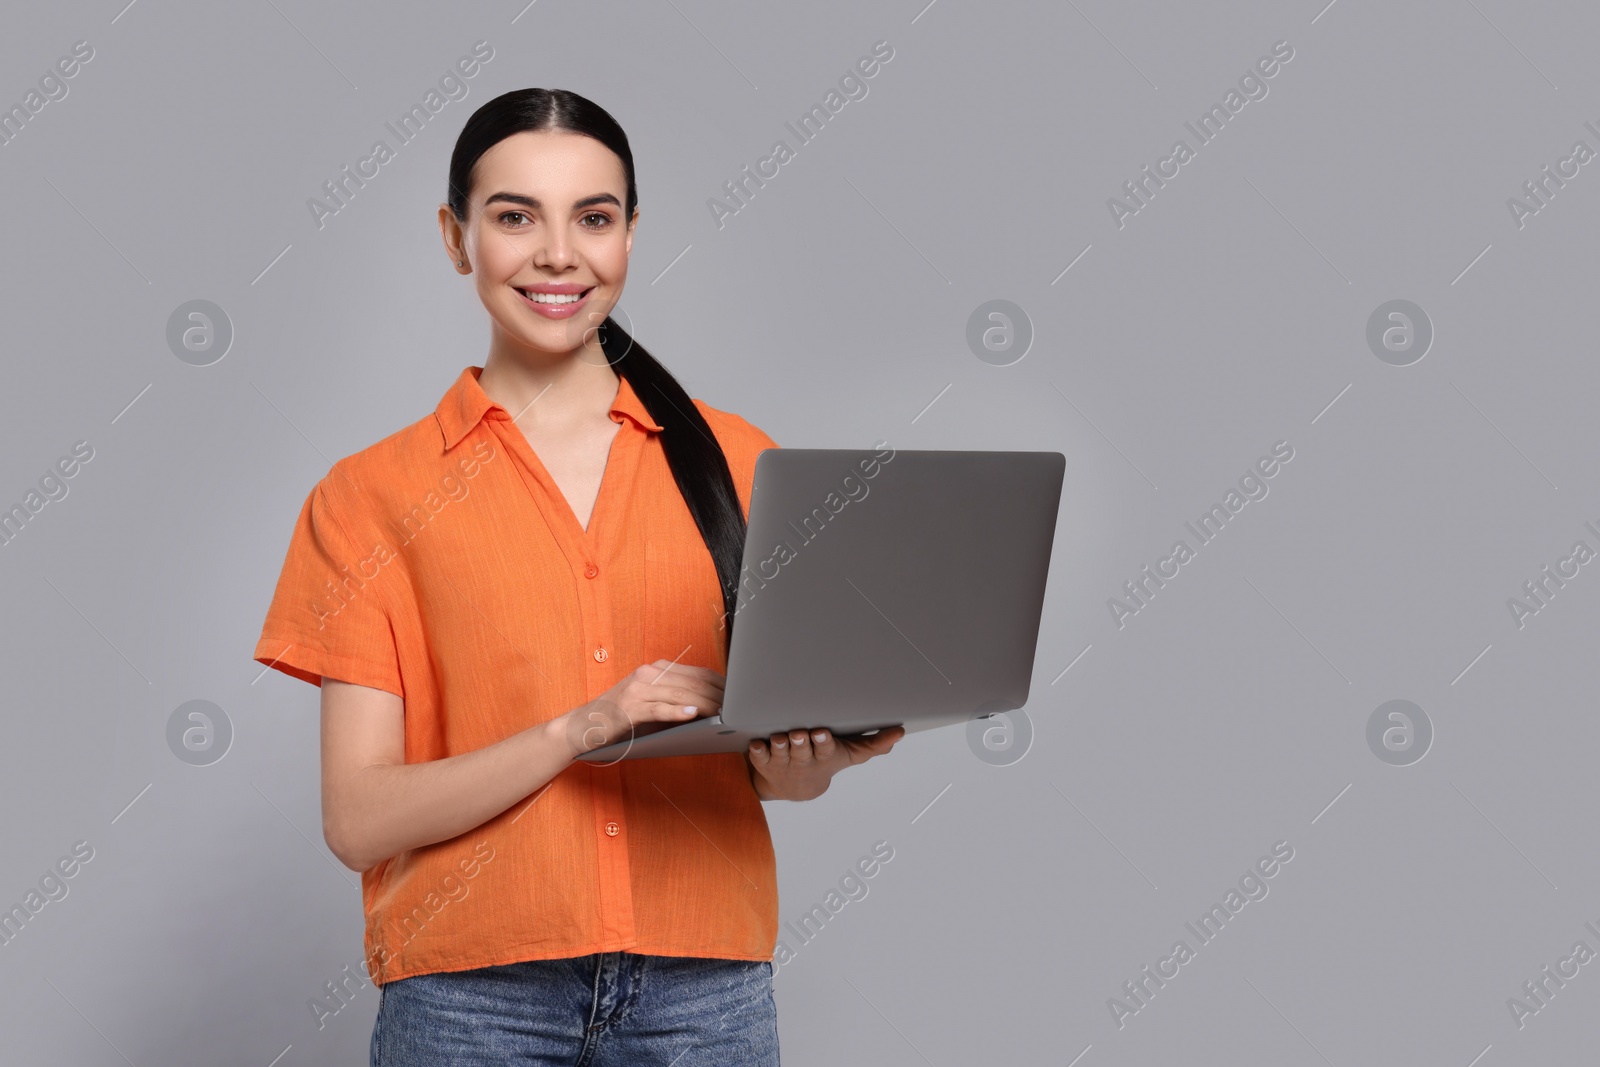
[253,365,780,985]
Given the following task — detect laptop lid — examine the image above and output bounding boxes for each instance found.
[718,447,1065,736]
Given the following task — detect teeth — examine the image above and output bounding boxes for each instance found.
[522,289,585,304]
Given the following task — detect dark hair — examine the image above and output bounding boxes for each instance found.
[447,88,747,651]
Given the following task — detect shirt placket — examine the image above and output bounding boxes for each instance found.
[582,428,643,953]
[580,518,637,949]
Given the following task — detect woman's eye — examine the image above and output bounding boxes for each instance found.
[499,211,529,226]
[582,212,611,228]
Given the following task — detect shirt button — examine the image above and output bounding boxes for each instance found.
[604,821,620,837]
[593,647,609,662]
[585,563,599,579]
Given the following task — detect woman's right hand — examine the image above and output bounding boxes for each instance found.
[557,660,725,758]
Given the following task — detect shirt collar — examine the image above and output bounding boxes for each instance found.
[435,365,664,451]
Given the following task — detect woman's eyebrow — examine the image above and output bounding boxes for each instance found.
[483,192,622,210]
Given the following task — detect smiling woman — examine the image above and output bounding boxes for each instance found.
[256,86,896,1067]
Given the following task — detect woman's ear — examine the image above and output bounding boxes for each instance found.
[438,204,469,272]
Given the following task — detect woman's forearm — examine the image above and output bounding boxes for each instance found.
[334,714,579,872]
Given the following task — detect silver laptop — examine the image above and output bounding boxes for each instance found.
[576,447,1065,762]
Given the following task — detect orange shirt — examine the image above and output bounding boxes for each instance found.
[253,365,780,985]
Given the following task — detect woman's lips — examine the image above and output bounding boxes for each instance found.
[516,286,594,320]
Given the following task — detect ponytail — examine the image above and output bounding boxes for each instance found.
[601,316,747,649]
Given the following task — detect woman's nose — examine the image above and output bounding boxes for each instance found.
[533,227,577,269]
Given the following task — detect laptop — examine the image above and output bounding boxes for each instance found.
[575,447,1065,762]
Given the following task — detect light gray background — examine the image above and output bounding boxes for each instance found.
[1,0,1594,1063]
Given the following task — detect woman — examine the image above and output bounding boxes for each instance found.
[253,88,903,1065]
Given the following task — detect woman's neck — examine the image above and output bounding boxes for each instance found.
[478,347,620,432]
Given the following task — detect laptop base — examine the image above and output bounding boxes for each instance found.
[573,709,981,763]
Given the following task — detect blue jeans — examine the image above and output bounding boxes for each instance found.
[370,952,780,1066]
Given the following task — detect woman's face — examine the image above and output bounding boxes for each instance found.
[449,129,635,363]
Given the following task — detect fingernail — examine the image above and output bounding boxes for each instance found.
[683,705,698,715]
[812,730,827,743]
[773,738,786,748]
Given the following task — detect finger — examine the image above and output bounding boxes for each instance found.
[768,731,790,765]
[674,665,727,687]
[853,726,905,745]
[664,683,720,712]
[843,726,904,760]
[748,739,770,766]
[633,689,708,722]
[788,729,813,765]
[650,663,726,691]
[865,726,905,753]
[810,728,835,761]
[642,683,721,719]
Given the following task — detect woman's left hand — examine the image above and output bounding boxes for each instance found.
[746,726,906,801]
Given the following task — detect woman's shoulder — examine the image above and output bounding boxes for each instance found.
[691,397,779,505]
[310,409,482,524]
[690,397,779,453]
